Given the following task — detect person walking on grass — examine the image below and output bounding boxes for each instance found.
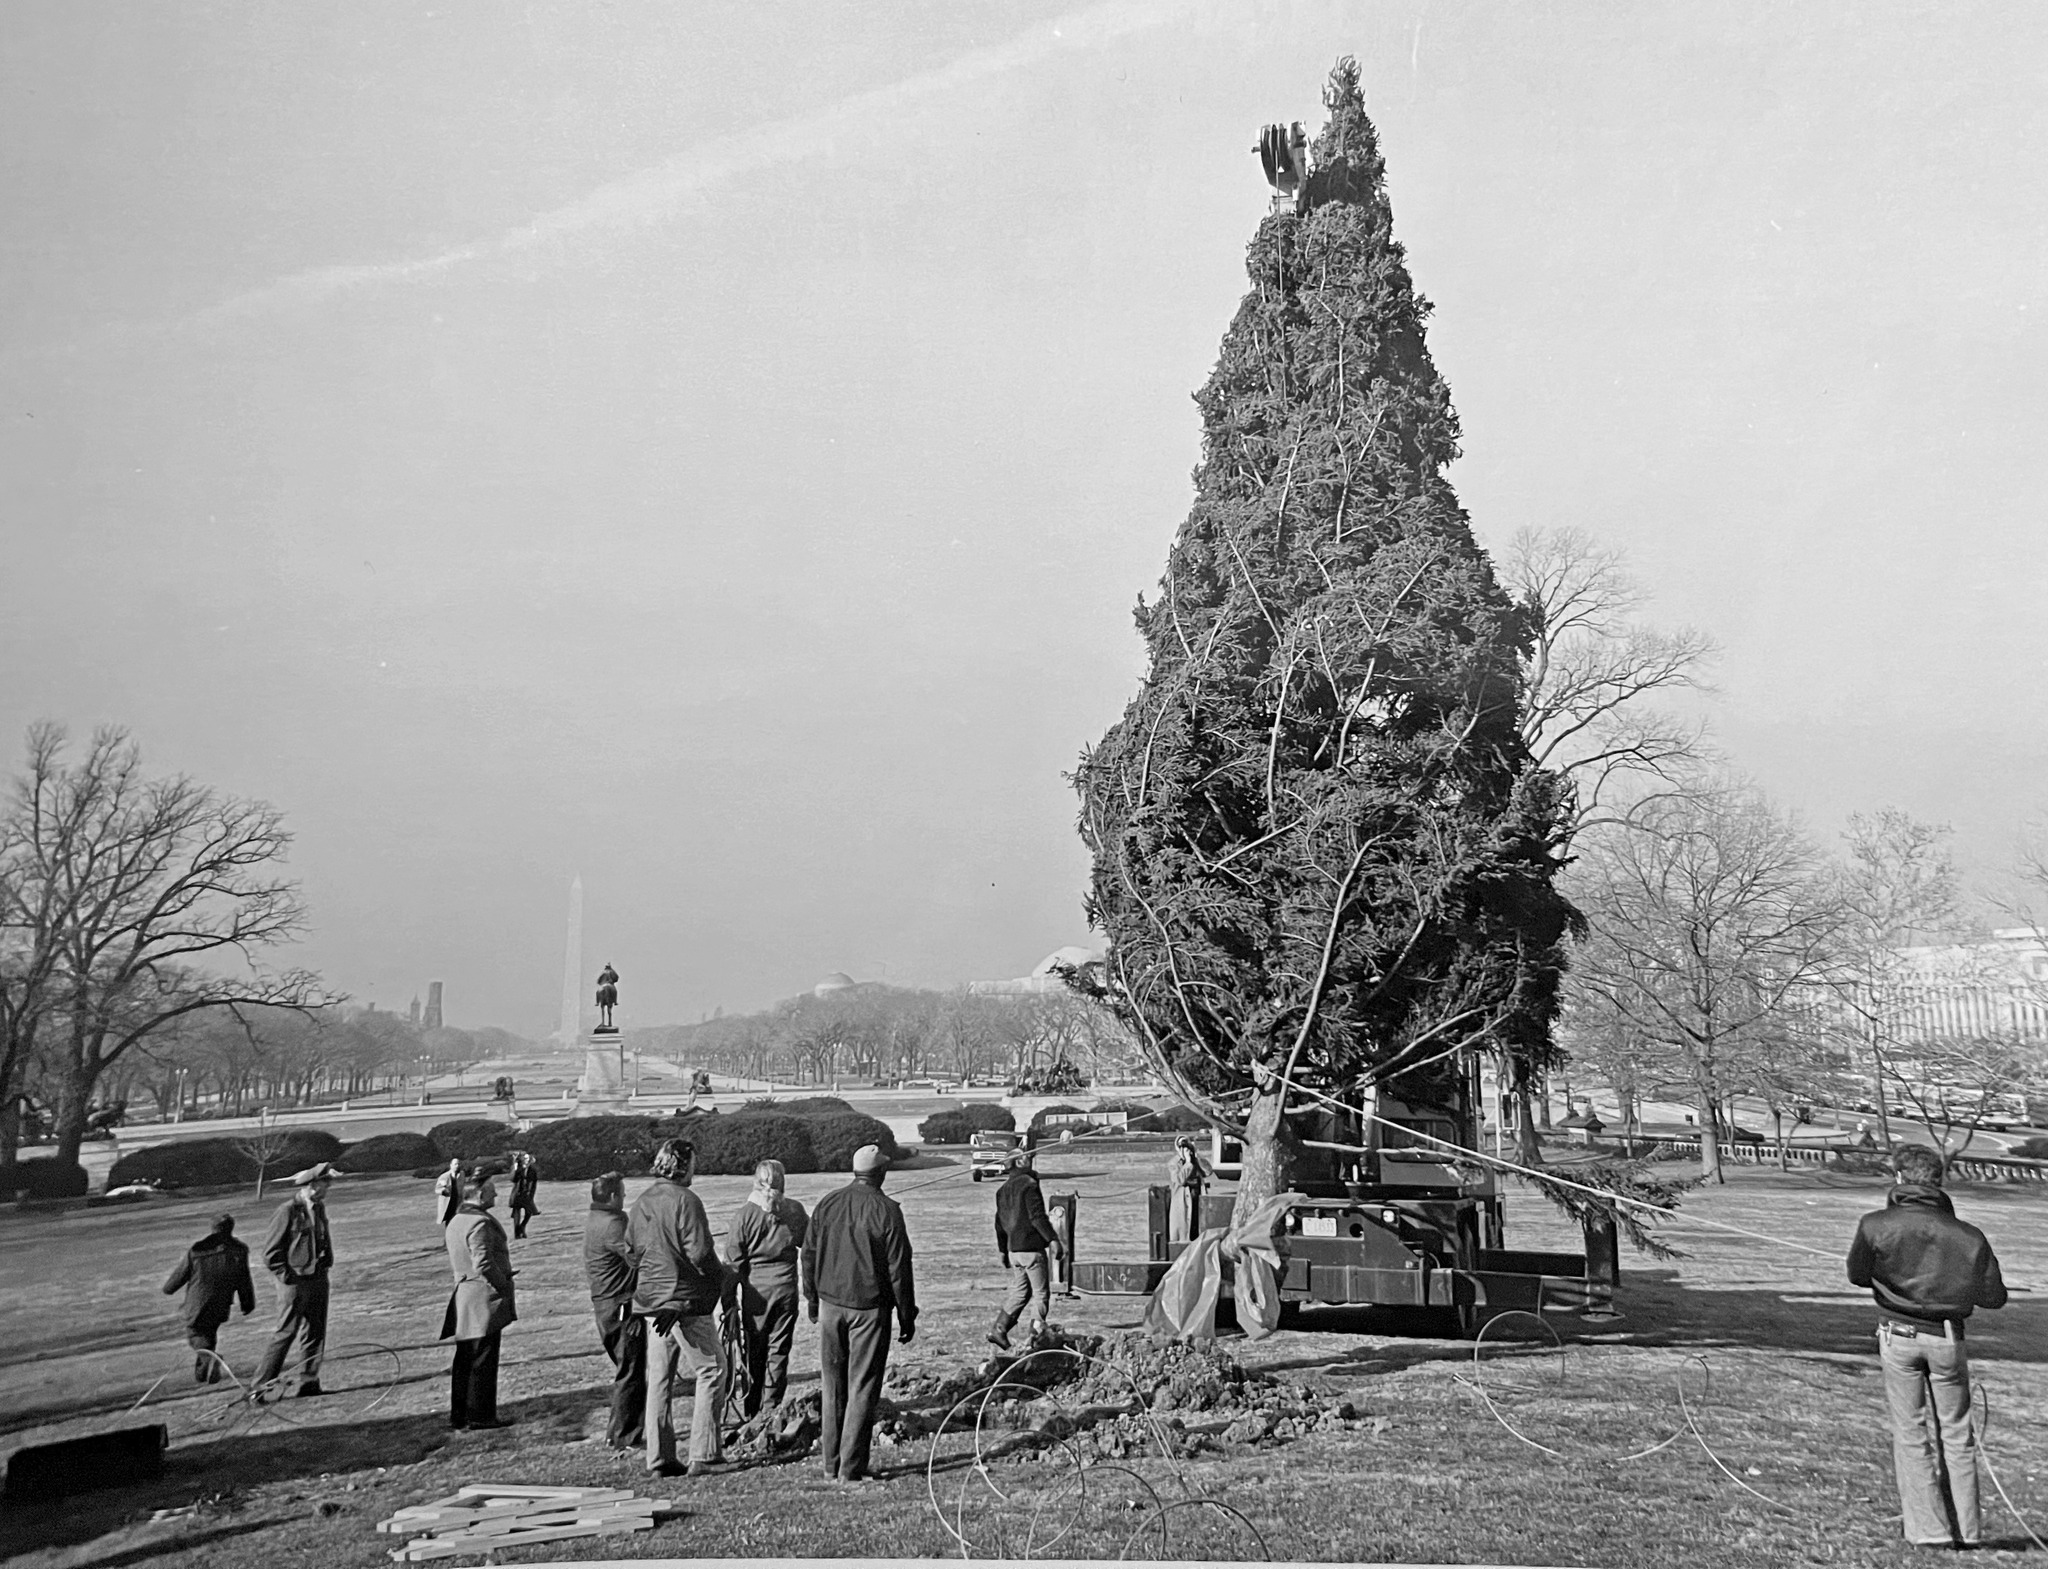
[584,1170,645,1449]
[1847,1144,2009,1550]
[508,1150,541,1240]
[629,1138,731,1479]
[252,1163,338,1400]
[434,1158,463,1228]
[987,1147,1062,1352]
[726,1158,808,1418]
[161,1213,255,1384]
[441,1167,518,1430]
[802,1144,916,1485]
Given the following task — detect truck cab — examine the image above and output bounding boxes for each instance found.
[970,1128,1024,1182]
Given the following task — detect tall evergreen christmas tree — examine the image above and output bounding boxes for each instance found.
[1077,61,1578,1207]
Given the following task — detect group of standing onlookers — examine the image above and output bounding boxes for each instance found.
[587,1137,916,1482]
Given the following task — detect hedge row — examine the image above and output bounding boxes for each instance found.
[106,1130,345,1190]
[57,1102,909,1197]
[1096,1100,1207,1134]
[0,1159,91,1199]
[917,1103,1015,1144]
[336,1132,441,1172]
[428,1120,513,1161]
[507,1107,902,1183]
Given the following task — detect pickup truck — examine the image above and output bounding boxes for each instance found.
[969,1129,1024,1182]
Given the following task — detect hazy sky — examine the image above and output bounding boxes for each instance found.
[4,2,2044,1035]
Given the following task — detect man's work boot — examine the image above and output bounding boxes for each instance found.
[985,1312,1012,1352]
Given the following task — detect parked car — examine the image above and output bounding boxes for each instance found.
[89,1177,167,1207]
[970,1129,1024,1182]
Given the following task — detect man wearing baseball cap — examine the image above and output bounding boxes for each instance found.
[252,1163,339,1399]
[801,1143,916,1484]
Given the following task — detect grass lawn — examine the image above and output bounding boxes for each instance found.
[1,1145,2044,1566]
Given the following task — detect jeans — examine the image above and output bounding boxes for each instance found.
[643,1312,726,1470]
[253,1275,328,1394]
[995,1252,1051,1337]
[1878,1320,1980,1545]
[818,1301,891,1480]
[594,1299,646,1447]
[740,1286,798,1417]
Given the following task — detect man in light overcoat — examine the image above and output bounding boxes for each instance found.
[441,1168,518,1429]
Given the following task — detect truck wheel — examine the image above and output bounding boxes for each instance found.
[971,1171,982,1182]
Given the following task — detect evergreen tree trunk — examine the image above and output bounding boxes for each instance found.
[1236,1077,1297,1215]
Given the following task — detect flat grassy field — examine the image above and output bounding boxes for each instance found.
[1,1146,2044,1567]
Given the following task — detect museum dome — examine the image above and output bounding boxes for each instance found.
[813,972,857,997]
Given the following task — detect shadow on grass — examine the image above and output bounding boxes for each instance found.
[0,1384,615,1560]
[1229,1282,2048,1371]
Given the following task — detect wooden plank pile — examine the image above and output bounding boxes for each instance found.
[377,1483,672,1561]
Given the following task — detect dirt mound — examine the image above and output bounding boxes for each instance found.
[724,1329,1373,1466]
[883,1329,1371,1461]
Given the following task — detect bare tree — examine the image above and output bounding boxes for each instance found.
[0,724,338,1167]
[1881,1032,2042,1161]
[1566,781,1848,1181]
[1505,527,1716,837]
[1836,810,1964,1146]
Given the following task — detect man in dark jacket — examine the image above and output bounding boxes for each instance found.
[726,1158,808,1417]
[801,1144,916,1484]
[584,1170,644,1448]
[987,1148,1063,1352]
[628,1139,729,1477]
[162,1214,256,1382]
[508,1150,541,1240]
[252,1163,338,1399]
[1847,1144,2008,1549]
[441,1168,518,1429]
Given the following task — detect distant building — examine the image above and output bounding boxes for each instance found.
[969,943,1105,998]
[813,972,856,998]
[424,980,445,1030]
[408,995,421,1026]
[1872,930,2048,1044]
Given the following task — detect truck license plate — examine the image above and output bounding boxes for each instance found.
[1300,1216,1337,1238]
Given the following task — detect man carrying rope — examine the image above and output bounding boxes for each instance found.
[1847,1144,2008,1551]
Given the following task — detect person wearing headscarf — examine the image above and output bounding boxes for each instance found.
[253,1163,339,1399]
[508,1150,541,1240]
[1167,1136,1211,1243]
[161,1213,256,1383]
[584,1170,644,1449]
[628,1138,730,1478]
[440,1167,518,1429]
[725,1159,809,1417]
[801,1144,916,1484]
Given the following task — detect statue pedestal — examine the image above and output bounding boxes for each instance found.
[574,1029,631,1117]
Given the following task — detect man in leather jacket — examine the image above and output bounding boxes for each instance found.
[1847,1144,2008,1549]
